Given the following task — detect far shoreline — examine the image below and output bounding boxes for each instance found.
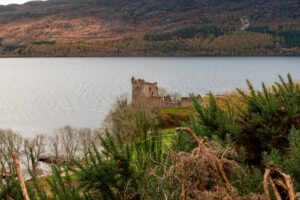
[0,55,300,58]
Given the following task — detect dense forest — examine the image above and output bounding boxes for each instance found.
[1,74,300,199]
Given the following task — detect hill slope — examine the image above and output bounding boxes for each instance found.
[0,0,300,56]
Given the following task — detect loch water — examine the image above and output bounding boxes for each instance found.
[0,57,299,136]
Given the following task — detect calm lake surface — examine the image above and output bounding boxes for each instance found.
[0,57,299,137]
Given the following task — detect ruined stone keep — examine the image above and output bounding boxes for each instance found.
[131,77,201,109]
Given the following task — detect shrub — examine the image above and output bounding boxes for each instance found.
[104,95,156,138]
[158,112,190,128]
[231,147,263,196]
[172,26,200,39]
[144,32,173,41]
[191,74,300,164]
[3,44,27,52]
[191,92,241,140]
[247,25,300,47]
[74,132,139,200]
[73,110,171,199]
[32,40,56,45]
[279,30,300,47]
[236,74,300,163]
[263,127,300,191]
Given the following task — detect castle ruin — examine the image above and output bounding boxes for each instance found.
[131,77,201,109]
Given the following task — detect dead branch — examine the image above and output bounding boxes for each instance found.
[216,158,235,193]
[263,161,295,200]
[263,169,271,200]
[182,184,187,200]
[176,127,203,145]
[12,152,30,200]
[175,127,235,194]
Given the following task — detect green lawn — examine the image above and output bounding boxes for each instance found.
[161,128,177,148]
[160,106,194,114]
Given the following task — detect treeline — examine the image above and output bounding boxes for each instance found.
[19,31,281,56]
[247,25,300,47]
[144,26,224,41]
[0,126,100,198]
[144,24,300,49]
[124,32,273,55]
[0,24,300,56]
[0,39,56,56]
[1,74,300,200]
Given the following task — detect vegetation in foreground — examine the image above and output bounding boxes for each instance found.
[1,74,300,200]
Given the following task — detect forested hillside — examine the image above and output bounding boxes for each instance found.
[0,0,300,56]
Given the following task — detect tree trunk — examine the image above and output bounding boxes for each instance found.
[12,152,30,200]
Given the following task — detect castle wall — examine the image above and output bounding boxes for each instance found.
[140,83,159,98]
[161,101,181,108]
[131,96,162,110]
[180,96,201,107]
[132,78,159,95]
[131,77,201,109]
[131,77,161,109]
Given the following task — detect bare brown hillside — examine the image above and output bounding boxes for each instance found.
[0,0,299,44]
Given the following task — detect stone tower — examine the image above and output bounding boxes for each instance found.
[131,77,160,106]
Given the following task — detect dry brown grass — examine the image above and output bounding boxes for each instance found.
[170,128,232,199]
[0,17,144,44]
[169,127,266,200]
[200,91,245,112]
